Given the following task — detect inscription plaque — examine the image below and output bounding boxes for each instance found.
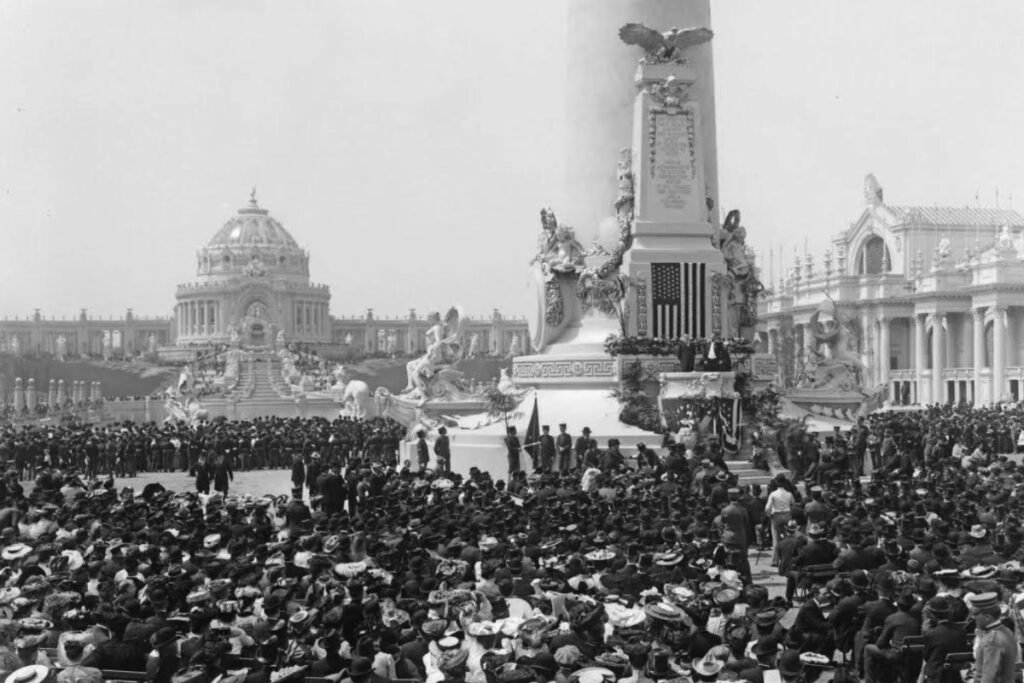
[652,111,696,212]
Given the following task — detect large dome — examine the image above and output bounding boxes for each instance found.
[207,193,299,249]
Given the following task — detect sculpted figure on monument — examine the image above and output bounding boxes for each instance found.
[531,209,587,281]
[618,23,713,63]
[403,307,466,400]
[718,209,764,334]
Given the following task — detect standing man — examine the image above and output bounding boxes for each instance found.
[556,424,573,474]
[415,430,430,472]
[970,593,1018,683]
[433,427,451,473]
[538,426,555,473]
[575,427,595,468]
[505,427,521,478]
[213,454,233,496]
[290,453,305,493]
[720,487,751,582]
[194,454,212,494]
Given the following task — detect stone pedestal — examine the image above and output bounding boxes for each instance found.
[622,62,728,340]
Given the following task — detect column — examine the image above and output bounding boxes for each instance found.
[973,308,985,404]
[766,328,776,355]
[878,316,891,392]
[803,324,815,370]
[914,314,925,404]
[932,315,945,404]
[994,307,1007,403]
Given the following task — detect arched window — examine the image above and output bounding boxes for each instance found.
[856,236,892,275]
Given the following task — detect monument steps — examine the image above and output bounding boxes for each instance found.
[264,359,294,398]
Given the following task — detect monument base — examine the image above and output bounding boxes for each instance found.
[403,386,661,479]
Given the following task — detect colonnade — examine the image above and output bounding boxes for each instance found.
[175,300,223,337]
[767,305,1017,405]
[294,301,329,336]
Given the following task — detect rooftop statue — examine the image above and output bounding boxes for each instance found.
[618,23,713,63]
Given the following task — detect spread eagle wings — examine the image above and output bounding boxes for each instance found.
[618,23,714,53]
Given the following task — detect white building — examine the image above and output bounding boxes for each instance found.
[759,175,1024,405]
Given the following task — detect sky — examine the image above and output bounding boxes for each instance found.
[2,0,1024,321]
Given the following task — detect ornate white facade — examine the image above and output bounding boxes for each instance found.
[174,192,331,347]
[0,193,530,358]
[759,175,1024,405]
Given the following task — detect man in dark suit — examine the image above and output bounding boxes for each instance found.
[785,522,838,603]
[574,427,595,468]
[864,590,922,683]
[416,430,429,472]
[804,486,831,527]
[433,426,451,472]
[536,425,555,473]
[720,487,751,581]
[556,423,573,473]
[922,596,968,683]
[855,573,897,677]
[793,585,835,656]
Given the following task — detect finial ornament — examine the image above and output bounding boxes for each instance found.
[249,186,258,207]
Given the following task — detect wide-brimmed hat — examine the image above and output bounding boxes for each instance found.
[568,667,615,683]
[798,652,832,669]
[643,602,685,623]
[4,665,50,683]
[203,534,221,549]
[2,544,31,562]
[751,607,784,628]
[690,651,723,678]
[928,595,951,617]
[969,525,988,539]
[751,635,780,657]
[963,566,997,580]
[347,658,373,679]
[150,627,178,650]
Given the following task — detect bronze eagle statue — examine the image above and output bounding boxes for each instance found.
[618,23,713,62]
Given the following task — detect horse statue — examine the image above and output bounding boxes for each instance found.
[332,366,375,419]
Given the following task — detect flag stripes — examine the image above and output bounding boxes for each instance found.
[651,262,706,338]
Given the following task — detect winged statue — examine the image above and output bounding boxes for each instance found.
[618,23,713,62]
[403,306,468,400]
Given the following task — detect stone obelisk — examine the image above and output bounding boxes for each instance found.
[562,0,718,237]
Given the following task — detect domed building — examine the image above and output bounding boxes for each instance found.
[173,191,331,347]
[0,191,530,363]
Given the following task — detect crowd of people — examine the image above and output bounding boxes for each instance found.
[0,417,407,482]
[0,404,1014,683]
